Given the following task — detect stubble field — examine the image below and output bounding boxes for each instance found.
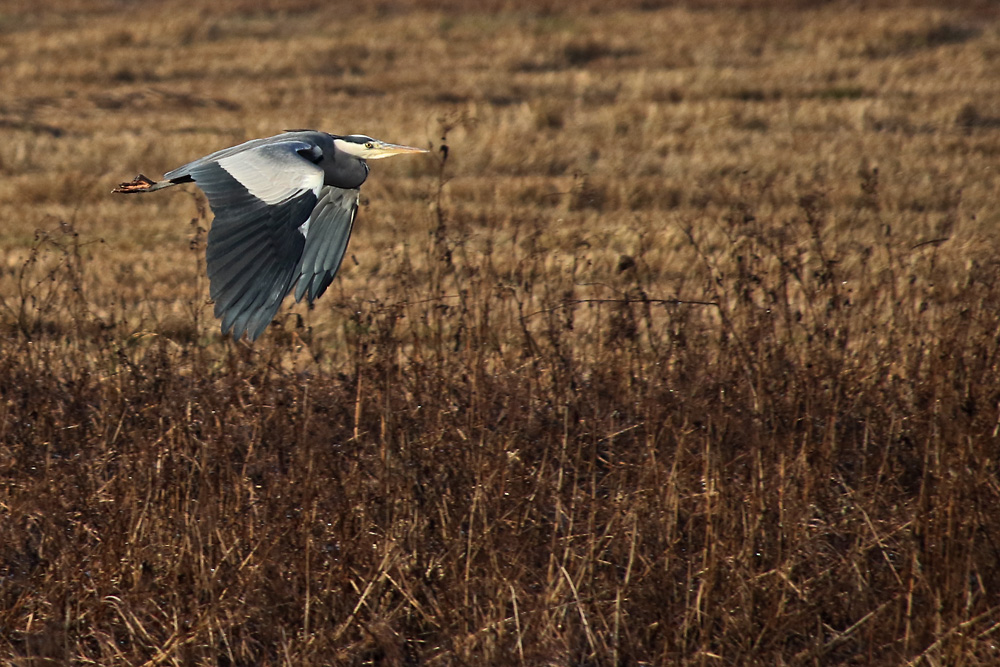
[2,0,1000,664]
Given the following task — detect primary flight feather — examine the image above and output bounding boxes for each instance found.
[115,131,427,341]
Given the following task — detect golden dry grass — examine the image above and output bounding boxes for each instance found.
[2,0,1000,665]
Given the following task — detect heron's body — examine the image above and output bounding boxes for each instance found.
[115,131,426,341]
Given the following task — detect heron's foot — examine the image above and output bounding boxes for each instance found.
[113,174,157,193]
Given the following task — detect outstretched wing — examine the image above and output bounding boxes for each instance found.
[294,185,360,303]
[172,139,325,341]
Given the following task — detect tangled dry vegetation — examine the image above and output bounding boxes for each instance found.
[2,0,1000,665]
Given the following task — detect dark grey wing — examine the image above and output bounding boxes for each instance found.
[293,185,360,303]
[178,140,325,341]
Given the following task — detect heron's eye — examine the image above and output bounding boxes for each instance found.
[364,142,375,149]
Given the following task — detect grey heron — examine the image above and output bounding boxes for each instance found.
[115,131,428,341]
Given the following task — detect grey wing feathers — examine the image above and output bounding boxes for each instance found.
[164,133,324,181]
[294,186,360,303]
[177,140,326,341]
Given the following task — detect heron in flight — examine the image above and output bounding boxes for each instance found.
[115,131,428,341]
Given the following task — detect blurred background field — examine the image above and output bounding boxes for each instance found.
[2,0,1000,664]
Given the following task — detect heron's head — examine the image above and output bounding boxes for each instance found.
[333,135,428,160]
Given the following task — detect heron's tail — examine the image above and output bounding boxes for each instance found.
[112,174,180,194]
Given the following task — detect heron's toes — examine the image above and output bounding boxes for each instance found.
[113,174,157,194]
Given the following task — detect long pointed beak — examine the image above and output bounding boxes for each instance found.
[369,141,430,159]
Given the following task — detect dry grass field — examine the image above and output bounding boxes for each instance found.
[2,0,1000,664]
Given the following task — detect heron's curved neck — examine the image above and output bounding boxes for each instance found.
[325,155,368,190]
